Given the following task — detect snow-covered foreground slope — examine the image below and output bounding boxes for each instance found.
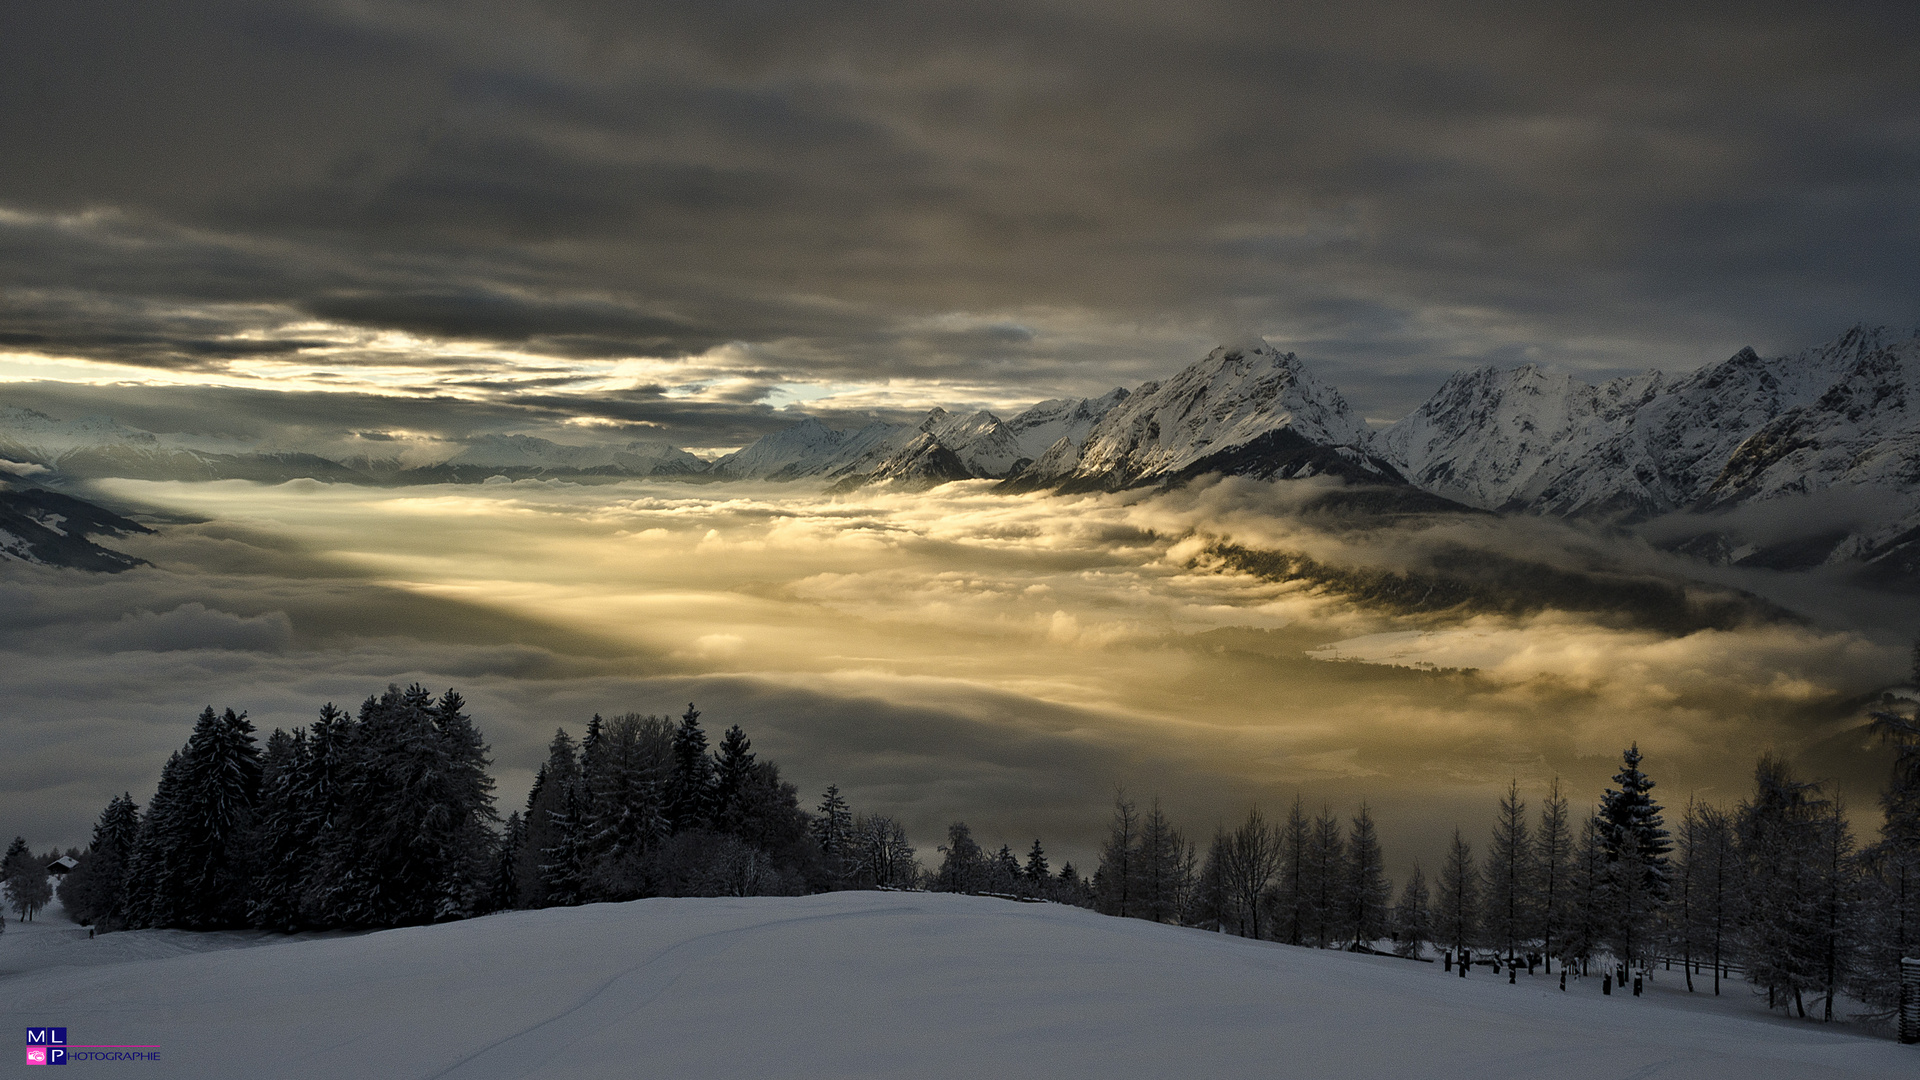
[7,892,1908,1079]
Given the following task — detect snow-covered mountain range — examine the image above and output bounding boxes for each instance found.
[707,391,1134,488]
[7,325,1918,581]
[1373,325,1920,578]
[718,340,1400,493]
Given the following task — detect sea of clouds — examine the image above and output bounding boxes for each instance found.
[2,474,1909,874]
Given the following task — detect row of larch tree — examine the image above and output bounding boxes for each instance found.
[1071,702,1920,1030]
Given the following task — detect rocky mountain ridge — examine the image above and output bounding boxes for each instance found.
[1373,325,1920,578]
[7,326,1918,582]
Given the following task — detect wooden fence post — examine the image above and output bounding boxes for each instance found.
[1900,957,1920,1045]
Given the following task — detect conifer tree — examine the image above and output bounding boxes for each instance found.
[814,786,853,883]
[577,713,608,826]
[540,785,588,907]
[1672,797,1707,991]
[1690,801,1741,994]
[1810,794,1858,1022]
[1435,828,1479,958]
[1137,797,1188,923]
[2,837,49,921]
[518,729,580,907]
[665,704,716,833]
[1598,744,1670,965]
[712,724,757,834]
[1533,778,1572,973]
[1276,795,1310,945]
[585,713,673,898]
[1855,679,1920,1020]
[289,703,353,924]
[1193,829,1233,933]
[307,686,495,927]
[1306,806,1343,946]
[428,689,500,919]
[1094,790,1139,917]
[1342,803,1391,949]
[58,793,140,928]
[1482,780,1533,965]
[1560,815,1608,972]
[494,811,525,911]
[119,750,186,929]
[1392,862,1432,959]
[247,728,311,931]
[165,706,262,928]
[1738,753,1826,1016]
[1023,839,1049,890]
[990,844,1021,892]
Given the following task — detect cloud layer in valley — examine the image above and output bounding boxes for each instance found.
[3,475,1909,876]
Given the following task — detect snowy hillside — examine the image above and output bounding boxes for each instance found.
[1005,388,1131,462]
[0,482,152,571]
[8,892,1908,1079]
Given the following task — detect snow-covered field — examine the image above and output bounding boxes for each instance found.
[5,892,1912,1078]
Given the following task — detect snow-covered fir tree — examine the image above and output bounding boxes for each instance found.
[814,785,852,883]
[665,704,716,834]
[1023,839,1049,891]
[1598,744,1670,965]
[57,792,139,927]
[246,727,310,932]
[712,724,757,834]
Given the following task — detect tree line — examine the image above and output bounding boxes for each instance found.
[1055,707,1919,1030]
[51,687,925,931]
[29,671,1920,1032]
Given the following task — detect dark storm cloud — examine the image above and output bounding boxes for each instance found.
[0,378,828,452]
[301,289,721,354]
[2,0,1917,421]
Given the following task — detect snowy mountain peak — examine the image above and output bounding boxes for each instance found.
[1049,340,1377,488]
[1377,324,1920,579]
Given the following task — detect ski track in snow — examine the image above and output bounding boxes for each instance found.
[5,892,1913,1079]
[422,905,918,1080]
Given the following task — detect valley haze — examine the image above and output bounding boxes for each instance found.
[3,327,1916,879]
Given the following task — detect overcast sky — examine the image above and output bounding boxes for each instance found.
[3,0,1918,446]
